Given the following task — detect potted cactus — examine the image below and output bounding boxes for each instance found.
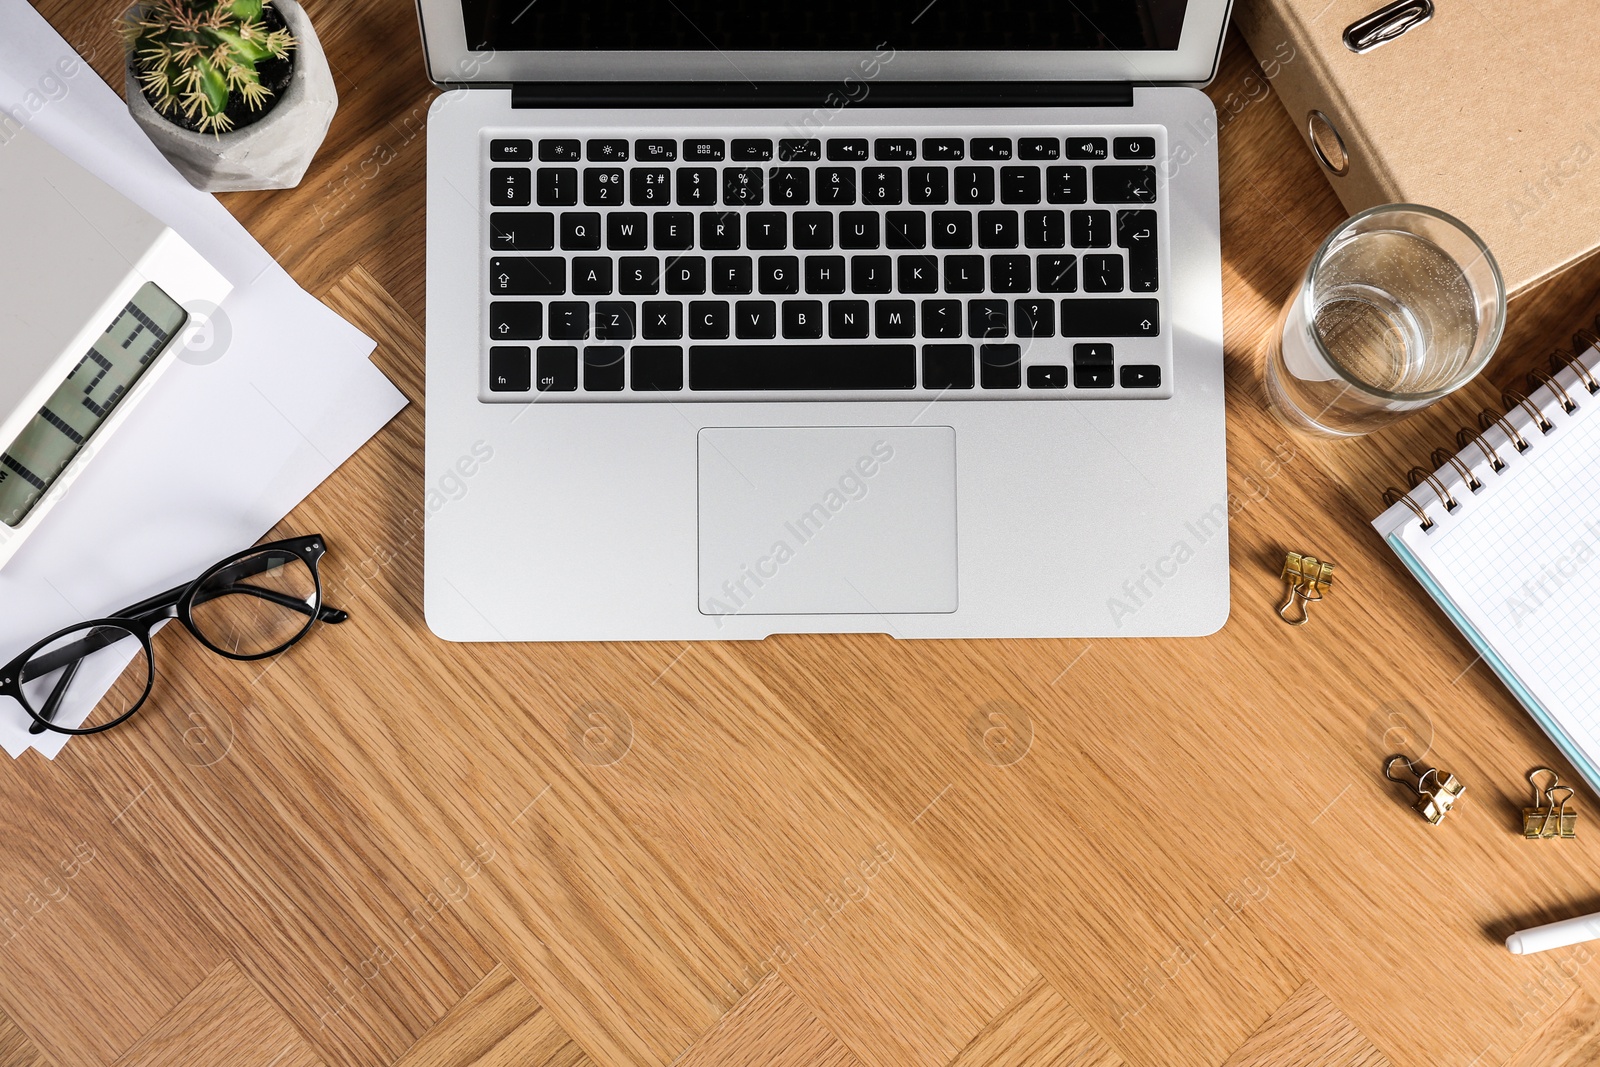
[123,0,337,191]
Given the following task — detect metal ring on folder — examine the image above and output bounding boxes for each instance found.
[1554,344,1600,394]
[1431,448,1482,492]
[1382,486,1434,531]
[1407,465,1458,512]
[1529,369,1577,414]
[1456,426,1505,472]
[1502,390,1555,434]
[1480,408,1530,452]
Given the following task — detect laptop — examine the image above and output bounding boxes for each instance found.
[419,0,1232,641]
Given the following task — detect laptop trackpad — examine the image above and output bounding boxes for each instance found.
[698,426,958,616]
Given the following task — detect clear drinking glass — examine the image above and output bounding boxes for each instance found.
[1264,204,1506,437]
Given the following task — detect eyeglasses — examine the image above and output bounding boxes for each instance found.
[1,535,347,736]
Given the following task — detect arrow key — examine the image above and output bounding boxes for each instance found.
[1120,364,1161,388]
[490,301,542,340]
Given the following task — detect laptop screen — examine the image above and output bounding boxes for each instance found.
[461,0,1190,53]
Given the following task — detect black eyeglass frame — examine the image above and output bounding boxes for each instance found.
[0,534,347,736]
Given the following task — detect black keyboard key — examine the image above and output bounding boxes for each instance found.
[642,301,683,339]
[630,167,672,205]
[922,344,973,388]
[1060,300,1159,336]
[712,255,753,294]
[584,169,629,205]
[1084,254,1124,292]
[593,302,636,339]
[922,138,965,160]
[827,139,869,161]
[490,167,531,206]
[678,168,718,205]
[769,168,810,205]
[793,212,834,249]
[572,256,613,294]
[1000,167,1041,204]
[538,139,580,162]
[746,212,787,250]
[816,166,857,205]
[490,301,542,341]
[830,300,871,338]
[922,299,962,338]
[876,300,916,338]
[636,138,678,161]
[1037,254,1078,293]
[779,138,821,161]
[1114,136,1156,159]
[885,212,926,249]
[684,139,725,161]
[607,212,649,250]
[980,343,1021,388]
[632,346,684,390]
[1018,138,1060,160]
[690,344,915,390]
[724,167,764,205]
[991,255,1031,293]
[955,167,995,204]
[875,138,916,160]
[931,211,972,249]
[619,257,660,294]
[1076,365,1114,388]
[732,138,773,161]
[490,257,565,295]
[560,212,602,250]
[587,138,628,161]
[805,256,847,294]
[898,255,938,293]
[584,346,625,391]
[535,167,577,206]
[908,167,949,205]
[978,210,1019,249]
[862,167,903,205]
[700,211,741,250]
[490,212,554,250]
[1073,342,1114,389]
[971,138,1013,160]
[783,300,824,338]
[490,346,530,391]
[1028,364,1068,388]
[1118,209,1159,292]
[851,256,893,294]
[690,300,730,339]
[1121,364,1161,388]
[654,212,695,249]
[968,299,1008,339]
[1071,209,1111,248]
[1046,165,1087,204]
[760,255,800,294]
[1065,137,1108,160]
[535,348,576,393]
[944,255,984,292]
[666,256,707,294]
[547,302,589,340]
[839,211,880,249]
[491,139,532,162]
[1014,298,1055,337]
[1094,165,1157,204]
[735,300,777,339]
[1023,209,1065,249]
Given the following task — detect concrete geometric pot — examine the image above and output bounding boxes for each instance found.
[124,0,338,192]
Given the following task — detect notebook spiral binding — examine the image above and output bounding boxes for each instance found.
[1380,315,1600,532]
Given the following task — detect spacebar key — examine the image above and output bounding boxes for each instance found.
[689,345,917,390]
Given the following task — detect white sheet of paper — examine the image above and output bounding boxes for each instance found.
[0,1,409,757]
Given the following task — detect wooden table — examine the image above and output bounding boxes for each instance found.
[8,4,1600,1065]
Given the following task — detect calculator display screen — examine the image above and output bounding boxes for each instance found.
[0,281,186,528]
[462,0,1189,52]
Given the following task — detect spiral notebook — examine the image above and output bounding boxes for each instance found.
[1373,325,1600,793]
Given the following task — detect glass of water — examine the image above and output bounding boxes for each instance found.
[1264,204,1506,437]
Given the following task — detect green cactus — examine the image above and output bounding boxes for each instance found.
[126,0,296,134]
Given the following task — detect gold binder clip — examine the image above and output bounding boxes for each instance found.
[1385,754,1466,825]
[1278,552,1336,626]
[1522,767,1578,839]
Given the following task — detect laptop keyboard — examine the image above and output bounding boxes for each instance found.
[480,127,1171,402]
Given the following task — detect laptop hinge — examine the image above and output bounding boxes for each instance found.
[511,81,1134,108]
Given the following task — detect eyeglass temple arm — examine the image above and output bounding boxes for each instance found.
[26,656,83,735]
[187,583,348,623]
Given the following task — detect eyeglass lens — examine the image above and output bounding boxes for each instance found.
[188,547,321,657]
[19,625,151,732]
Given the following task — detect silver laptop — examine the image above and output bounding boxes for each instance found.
[420,0,1232,640]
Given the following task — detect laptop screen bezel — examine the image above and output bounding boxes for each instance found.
[415,0,1234,88]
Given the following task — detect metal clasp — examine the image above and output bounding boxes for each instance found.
[1523,767,1578,839]
[1344,0,1434,53]
[1279,552,1336,626]
[1385,754,1465,825]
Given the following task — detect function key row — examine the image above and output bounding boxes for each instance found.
[490,135,1157,165]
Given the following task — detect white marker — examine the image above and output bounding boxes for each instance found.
[1506,911,1600,954]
